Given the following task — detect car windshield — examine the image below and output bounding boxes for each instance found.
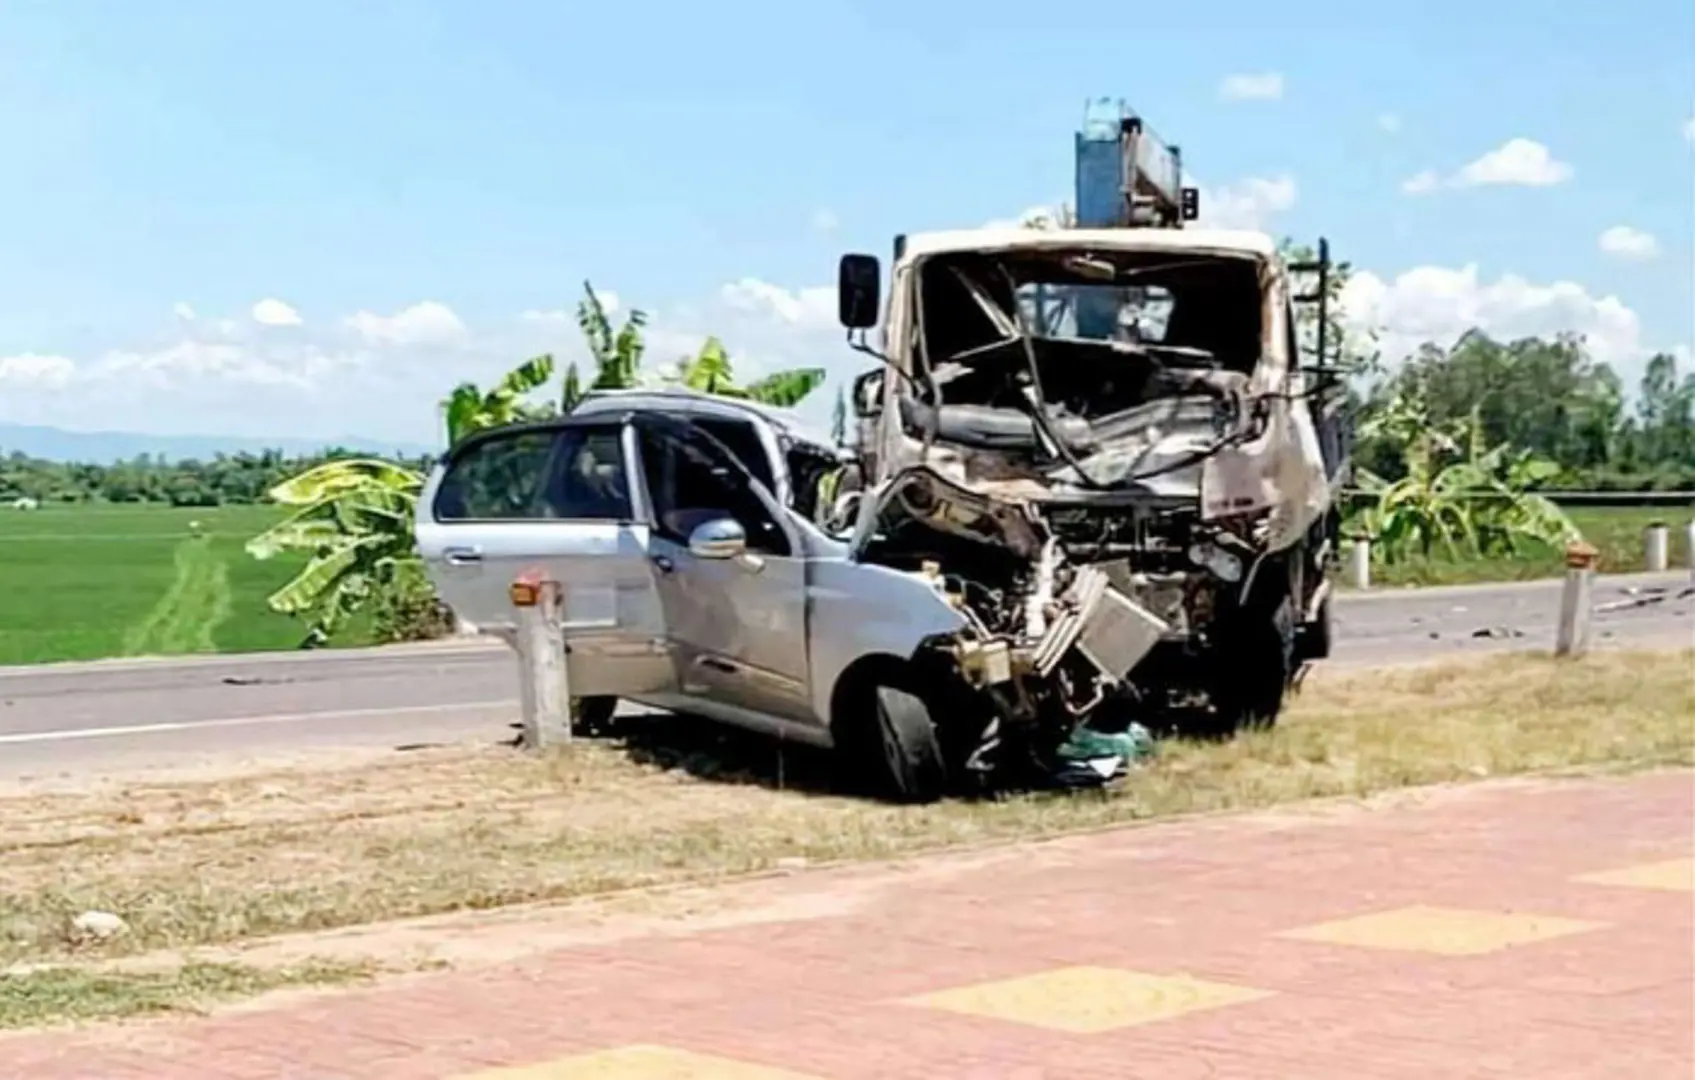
[917,248,1264,373]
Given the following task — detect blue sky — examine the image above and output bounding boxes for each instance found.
[1,0,1690,445]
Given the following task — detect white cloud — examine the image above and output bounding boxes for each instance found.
[1401,138,1572,195]
[811,208,840,235]
[1400,169,1441,195]
[522,290,618,324]
[11,247,1677,450]
[1454,138,1572,188]
[1376,113,1402,134]
[93,340,337,390]
[1218,72,1284,102]
[1341,263,1651,375]
[1197,174,1297,231]
[719,278,835,329]
[0,353,77,389]
[519,309,570,324]
[1683,115,1695,142]
[172,302,196,322]
[250,298,303,327]
[1597,225,1660,261]
[345,300,466,346]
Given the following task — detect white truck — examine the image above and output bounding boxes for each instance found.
[831,103,1352,744]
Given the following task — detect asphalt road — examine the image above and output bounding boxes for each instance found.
[2,571,1689,779]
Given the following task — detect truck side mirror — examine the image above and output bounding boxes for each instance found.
[851,370,884,418]
[838,253,881,329]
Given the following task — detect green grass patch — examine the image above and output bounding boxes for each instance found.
[0,959,373,1029]
[0,503,347,665]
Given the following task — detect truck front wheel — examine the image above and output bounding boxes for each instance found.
[1211,589,1297,733]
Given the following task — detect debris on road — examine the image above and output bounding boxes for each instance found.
[69,910,127,944]
[1052,723,1155,787]
[1594,585,1695,614]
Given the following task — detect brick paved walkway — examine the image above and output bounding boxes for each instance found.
[4,771,1691,1079]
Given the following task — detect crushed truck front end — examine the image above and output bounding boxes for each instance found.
[836,228,1342,790]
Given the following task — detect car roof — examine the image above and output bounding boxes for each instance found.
[571,387,841,455]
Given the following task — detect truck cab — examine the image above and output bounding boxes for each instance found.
[830,107,1351,735]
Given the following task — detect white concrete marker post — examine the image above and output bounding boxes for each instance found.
[1555,541,1599,659]
[1683,519,1695,581]
[1348,536,1371,590]
[1643,521,1669,573]
[510,571,571,751]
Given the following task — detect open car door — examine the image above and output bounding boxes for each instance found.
[628,413,813,725]
[416,417,676,700]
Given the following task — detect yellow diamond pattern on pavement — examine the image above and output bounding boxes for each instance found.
[900,965,1273,1033]
[1574,857,1694,892]
[1278,905,1605,956]
[449,1044,822,1080]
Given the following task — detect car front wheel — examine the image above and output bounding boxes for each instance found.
[871,684,949,803]
[571,695,619,736]
[833,666,950,804]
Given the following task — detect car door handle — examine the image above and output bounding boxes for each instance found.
[651,554,674,574]
[442,547,483,566]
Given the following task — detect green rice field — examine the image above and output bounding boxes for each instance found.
[0,503,320,666]
[0,501,1687,667]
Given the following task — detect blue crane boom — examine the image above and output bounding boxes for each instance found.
[1073,99,1198,229]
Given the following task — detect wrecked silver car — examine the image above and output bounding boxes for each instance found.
[832,226,1351,777]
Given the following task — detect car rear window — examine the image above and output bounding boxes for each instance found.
[435,426,632,521]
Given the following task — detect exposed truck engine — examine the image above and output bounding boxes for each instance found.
[833,101,1353,789]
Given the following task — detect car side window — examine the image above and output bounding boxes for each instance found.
[544,427,633,520]
[435,426,631,521]
[638,425,790,557]
[689,418,777,492]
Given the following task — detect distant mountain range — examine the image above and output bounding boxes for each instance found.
[0,423,438,464]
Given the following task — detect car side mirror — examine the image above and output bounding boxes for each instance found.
[838,253,881,329]
[687,516,747,560]
[851,369,884,418]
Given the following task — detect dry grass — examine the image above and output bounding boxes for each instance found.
[2,650,1689,987]
[0,959,373,1030]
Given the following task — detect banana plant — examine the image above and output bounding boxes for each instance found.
[1353,390,1577,562]
[576,280,648,392]
[665,335,826,407]
[442,353,558,445]
[245,458,425,645]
